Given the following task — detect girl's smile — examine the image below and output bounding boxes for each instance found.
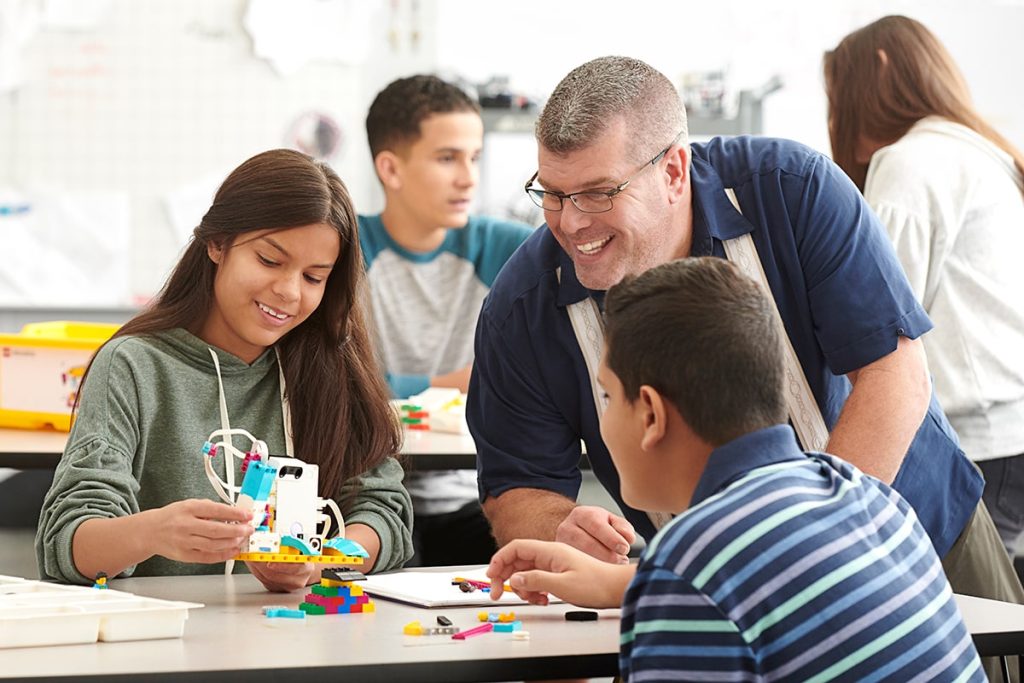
[199,223,340,363]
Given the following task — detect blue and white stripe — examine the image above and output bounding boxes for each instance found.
[619,426,983,682]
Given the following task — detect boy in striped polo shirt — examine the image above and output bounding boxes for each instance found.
[487,257,982,681]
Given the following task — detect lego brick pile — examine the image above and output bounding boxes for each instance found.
[299,569,375,615]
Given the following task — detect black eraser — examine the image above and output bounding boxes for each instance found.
[437,615,453,626]
[565,610,599,621]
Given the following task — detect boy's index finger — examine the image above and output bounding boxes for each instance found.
[487,545,516,580]
[488,539,535,576]
[488,540,551,595]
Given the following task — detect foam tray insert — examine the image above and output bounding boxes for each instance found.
[0,574,203,648]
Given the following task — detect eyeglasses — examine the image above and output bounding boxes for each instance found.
[524,132,683,214]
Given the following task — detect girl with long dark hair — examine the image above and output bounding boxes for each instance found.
[36,149,412,591]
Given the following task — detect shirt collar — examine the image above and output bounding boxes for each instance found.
[690,425,808,506]
[689,150,755,244]
[554,246,594,307]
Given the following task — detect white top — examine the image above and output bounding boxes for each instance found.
[864,116,1024,461]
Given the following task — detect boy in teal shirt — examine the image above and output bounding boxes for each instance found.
[360,75,532,565]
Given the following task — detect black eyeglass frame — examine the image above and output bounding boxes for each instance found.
[524,132,684,214]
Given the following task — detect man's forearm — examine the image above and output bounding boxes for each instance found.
[826,336,931,484]
[482,488,576,547]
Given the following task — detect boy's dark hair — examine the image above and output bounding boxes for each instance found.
[366,75,480,160]
[604,257,788,446]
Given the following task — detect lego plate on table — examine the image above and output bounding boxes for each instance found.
[0,575,202,648]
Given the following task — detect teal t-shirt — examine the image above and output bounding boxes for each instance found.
[358,214,533,514]
[359,214,533,398]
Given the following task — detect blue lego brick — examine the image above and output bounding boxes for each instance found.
[239,461,277,500]
[264,608,306,619]
[323,537,369,558]
[494,621,523,632]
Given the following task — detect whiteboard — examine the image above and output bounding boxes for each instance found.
[0,0,436,307]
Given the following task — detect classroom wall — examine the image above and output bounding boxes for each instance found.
[0,0,438,312]
[1,0,1021,315]
[433,0,1024,156]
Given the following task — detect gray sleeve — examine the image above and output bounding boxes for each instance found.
[34,343,143,584]
[339,457,414,572]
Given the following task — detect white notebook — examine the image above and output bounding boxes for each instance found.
[361,569,563,608]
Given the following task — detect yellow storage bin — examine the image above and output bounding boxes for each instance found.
[0,322,120,431]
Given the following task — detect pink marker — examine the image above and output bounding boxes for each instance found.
[452,622,494,640]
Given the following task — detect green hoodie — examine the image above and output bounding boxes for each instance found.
[35,328,413,584]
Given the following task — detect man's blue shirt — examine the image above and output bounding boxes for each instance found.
[468,136,982,557]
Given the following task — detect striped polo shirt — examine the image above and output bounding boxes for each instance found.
[620,425,982,682]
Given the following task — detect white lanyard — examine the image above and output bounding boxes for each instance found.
[721,188,829,452]
[204,346,296,574]
[203,347,294,505]
[560,268,674,531]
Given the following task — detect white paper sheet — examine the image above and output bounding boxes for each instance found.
[243,0,379,76]
[41,0,113,31]
[0,0,40,93]
[162,171,225,248]
[362,568,564,608]
[0,187,131,306]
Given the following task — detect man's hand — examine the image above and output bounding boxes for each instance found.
[246,560,318,593]
[555,505,636,564]
[148,499,253,564]
[486,538,634,609]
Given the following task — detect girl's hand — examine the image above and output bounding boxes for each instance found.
[147,499,253,564]
[246,560,318,593]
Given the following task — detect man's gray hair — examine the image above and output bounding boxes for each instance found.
[536,56,687,161]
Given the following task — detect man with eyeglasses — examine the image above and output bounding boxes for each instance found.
[467,56,1023,614]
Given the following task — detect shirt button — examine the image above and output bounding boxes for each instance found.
[897,327,905,335]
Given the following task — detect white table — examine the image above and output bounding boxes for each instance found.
[958,593,1024,681]
[1,570,621,682]
[0,572,1021,682]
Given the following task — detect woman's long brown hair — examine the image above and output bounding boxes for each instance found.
[824,15,1024,192]
[79,149,400,503]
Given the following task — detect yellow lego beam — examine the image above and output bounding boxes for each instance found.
[235,552,365,565]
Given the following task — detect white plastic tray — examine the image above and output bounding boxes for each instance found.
[0,574,203,648]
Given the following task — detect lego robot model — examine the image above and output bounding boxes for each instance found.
[201,427,368,565]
